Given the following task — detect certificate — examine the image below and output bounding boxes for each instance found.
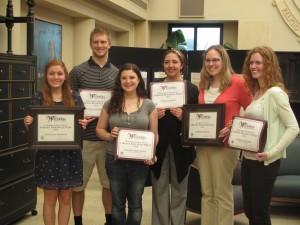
[181,104,226,146]
[28,106,84,150]
[115,128,156,161]
[79,89,112,117]
[150,81,186,108]
[228,116,267,152]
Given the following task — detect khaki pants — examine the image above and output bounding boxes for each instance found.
[195,146,239,225]
[73,140,109,191]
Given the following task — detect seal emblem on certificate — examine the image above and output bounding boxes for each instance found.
[150,81,187,108]
[79,89,112,117]
[228,116,267,152]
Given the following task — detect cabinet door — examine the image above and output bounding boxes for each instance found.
[0,101,9,121]
[11,82,31,98]
[0,175,36,223]
[11,120,27,148]
[11,99,30,120]
[0,123,9,151]
[12,64,31,80]
[0,62,9,80]
[0,149,35,185]
[0,83,9,99]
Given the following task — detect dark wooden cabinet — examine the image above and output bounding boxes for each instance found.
[0,53,37,225]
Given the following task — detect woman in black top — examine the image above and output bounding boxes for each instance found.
[151,49,199,225]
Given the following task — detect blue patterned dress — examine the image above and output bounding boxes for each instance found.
[30,91,83,190]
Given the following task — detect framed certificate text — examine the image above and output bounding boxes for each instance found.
[115,128,156,161]
[79,89,112,117]
[228,116,267,152]
[181,104,226,145]
[150,81,187,108]
[28,106,84,150]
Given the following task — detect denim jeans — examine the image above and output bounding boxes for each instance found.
[106,154,149,225]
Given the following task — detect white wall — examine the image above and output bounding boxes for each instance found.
[148,0,300,51]
[1,0,299,69]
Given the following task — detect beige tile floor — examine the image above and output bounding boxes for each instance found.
[13,168,300,225]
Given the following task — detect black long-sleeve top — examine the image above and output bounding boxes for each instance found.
[151,80,199,183]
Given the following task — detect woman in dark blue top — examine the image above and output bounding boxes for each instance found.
[24,59,87,225]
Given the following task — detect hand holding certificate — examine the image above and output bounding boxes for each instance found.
[150,81,186,108]
[115,128,156,161]
[228,116,267,152]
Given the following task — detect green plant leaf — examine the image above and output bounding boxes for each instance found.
[223,42,235,50]
[164,29,187,50]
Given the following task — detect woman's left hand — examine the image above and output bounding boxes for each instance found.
[79,119,88,130]
[219,120,232,142]
[144,156,157,165]
[170,107,182,121]
[256,152,268,162]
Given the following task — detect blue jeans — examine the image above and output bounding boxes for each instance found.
[106,154,149,225]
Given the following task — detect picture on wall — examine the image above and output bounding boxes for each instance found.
[34,19,62,90]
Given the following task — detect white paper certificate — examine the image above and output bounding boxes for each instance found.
[228,116,267,152]
[115,129,155,161]
[188,112,217,139]
[150,81,186,108]
[37,114,74,142]
[79,89,112,117]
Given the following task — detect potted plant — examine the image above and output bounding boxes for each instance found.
[161,29,187,50]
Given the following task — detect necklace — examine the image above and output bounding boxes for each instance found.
[124,98,140,111]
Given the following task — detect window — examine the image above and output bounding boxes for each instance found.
[169,24,223,51]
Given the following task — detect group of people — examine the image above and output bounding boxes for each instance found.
[24,26,299,225]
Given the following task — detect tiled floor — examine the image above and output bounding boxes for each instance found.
[12,168,300,225]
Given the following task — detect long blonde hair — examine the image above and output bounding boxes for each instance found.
[199,45,234,91]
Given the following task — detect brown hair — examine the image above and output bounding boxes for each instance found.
[162,49,186,74]
[108,63,146,114]
[199,45,234,91]
[41,59,75,106]
[242,46,287,95]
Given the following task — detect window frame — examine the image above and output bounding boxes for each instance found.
[168,23,224,51]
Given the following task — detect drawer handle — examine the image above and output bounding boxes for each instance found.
[23,187,33,193]
[19,107,25,111]
[18,88,25,92]
[0,89,2,92]
[23,158,32,164]
[0,136,3,140]
[19,130,26,134]
[0,109,2,113]
[20,70,26,74]
[0,69,3,73]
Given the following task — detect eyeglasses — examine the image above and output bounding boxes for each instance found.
[204,58,222,64]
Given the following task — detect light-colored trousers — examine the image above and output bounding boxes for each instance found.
[195,146,239,225]
[151,145,189,225]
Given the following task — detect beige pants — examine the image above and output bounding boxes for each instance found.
[73,140,109,191]
[195,146,239,225]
